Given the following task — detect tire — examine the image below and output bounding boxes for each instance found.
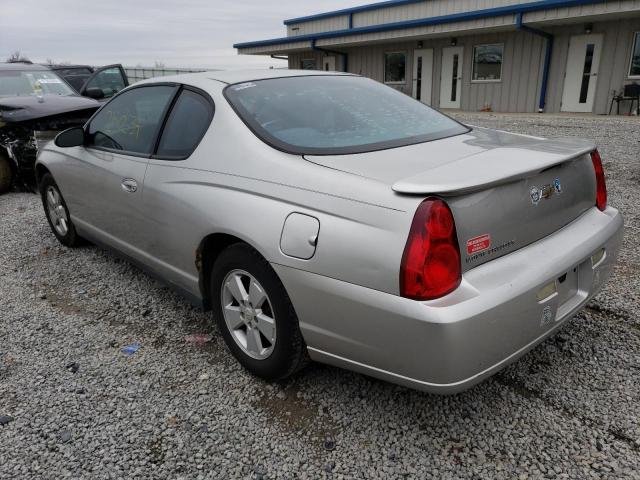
[39,173,84,247]
[0,153,12,195]
[211,243,308,380]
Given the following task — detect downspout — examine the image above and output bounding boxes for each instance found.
[516,12,553,113]
[311,39,349,72]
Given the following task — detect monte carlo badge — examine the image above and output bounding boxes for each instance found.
[530,178,562,206]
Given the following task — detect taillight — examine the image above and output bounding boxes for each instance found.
[591,149,607,211]
[400,198,461,300]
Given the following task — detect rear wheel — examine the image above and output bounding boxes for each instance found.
[0,153,13,195]
[39,173,84,247]
[211,243,308,380]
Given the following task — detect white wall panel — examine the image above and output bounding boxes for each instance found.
[285,16,640,114]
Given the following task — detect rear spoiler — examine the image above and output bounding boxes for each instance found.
[392,138,595,195]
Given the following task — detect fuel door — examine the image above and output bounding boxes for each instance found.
[280,213,320,260]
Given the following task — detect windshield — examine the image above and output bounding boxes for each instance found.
[0,69,76,97]
[224,75,469,155]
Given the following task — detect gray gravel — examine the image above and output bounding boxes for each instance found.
[1,113,639,479]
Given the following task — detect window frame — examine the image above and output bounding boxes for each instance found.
[471,43,504,84]
[84,82,180,158]
[80,64,129,99]
[384,51,407,85]
[628,31,640,79]
[83,82,214,160]
[152,85,216,161]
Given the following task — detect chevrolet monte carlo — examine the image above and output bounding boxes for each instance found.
[35,70,623,393]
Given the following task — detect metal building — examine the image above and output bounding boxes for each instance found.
[234,0,640,114]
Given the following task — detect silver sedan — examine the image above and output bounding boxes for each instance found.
[36,70,623,393]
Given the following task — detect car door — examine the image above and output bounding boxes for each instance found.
[139,87,215,293]
[60,84,178,259]
[80,64,129,101]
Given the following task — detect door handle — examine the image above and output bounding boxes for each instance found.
[121,178,138,193]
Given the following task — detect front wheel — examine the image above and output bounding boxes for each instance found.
[211,243,308,380]
[39,173,84,247]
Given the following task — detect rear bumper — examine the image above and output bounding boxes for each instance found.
[273,206,623,394]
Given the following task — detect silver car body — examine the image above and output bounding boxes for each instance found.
[36,70,623,393]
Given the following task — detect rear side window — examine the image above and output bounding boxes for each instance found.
[87,85,175,155]
[156,89,214,159]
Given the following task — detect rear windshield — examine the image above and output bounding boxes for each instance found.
[224,75,468,155]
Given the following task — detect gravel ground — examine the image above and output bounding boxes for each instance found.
[1,113,639,479]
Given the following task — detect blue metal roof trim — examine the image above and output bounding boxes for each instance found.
[234,0,605,49]
[283,0,425,25]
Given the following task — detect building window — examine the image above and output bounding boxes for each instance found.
[384,52,406,84]
[630,32,640,78]
[300,59,316,70]
[472,44,504,82]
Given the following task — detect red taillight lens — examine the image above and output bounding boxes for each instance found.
[400,198,461,300]
[591,149,607,211]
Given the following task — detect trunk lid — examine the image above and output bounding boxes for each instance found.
[304,127,598,270]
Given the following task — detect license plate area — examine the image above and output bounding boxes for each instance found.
[537,257,593,325]
[555,258,592,320]
[556,268,579,306]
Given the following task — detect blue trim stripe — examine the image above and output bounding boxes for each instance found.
[234,0,605,49]
[516,12,554,111]
[284,0,425,25]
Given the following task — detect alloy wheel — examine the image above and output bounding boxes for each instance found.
[46,186,69,237]
[221,269,277,360]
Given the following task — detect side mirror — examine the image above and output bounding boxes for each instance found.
[84,87,105,99]
[55,127,85,148]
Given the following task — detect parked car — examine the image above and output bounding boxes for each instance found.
[0,62,100,193]
[47,64,129,101]
[35,71,623,393]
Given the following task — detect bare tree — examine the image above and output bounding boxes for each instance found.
[154,60,166,68]
[6,50,31,63]
[45,58,56,66]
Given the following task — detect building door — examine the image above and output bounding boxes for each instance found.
[440,46,463,109]
[323,56,336,71]
[561,34,603,113]
[412,48,434,105]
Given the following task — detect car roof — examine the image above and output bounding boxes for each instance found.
[48,64,94,70]
[0,62,52,71]
[136,69,354,88]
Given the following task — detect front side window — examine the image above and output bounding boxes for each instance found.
[225,75,468,155]
[472,44,504,82]
[87,85,175,155]
[630,32,640,78]
[156,89,214,159]
[84,67,128,99]
[384,52,406,84]
[0,70,75,97]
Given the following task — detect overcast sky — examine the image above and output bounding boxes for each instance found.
[0,0,365,69]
